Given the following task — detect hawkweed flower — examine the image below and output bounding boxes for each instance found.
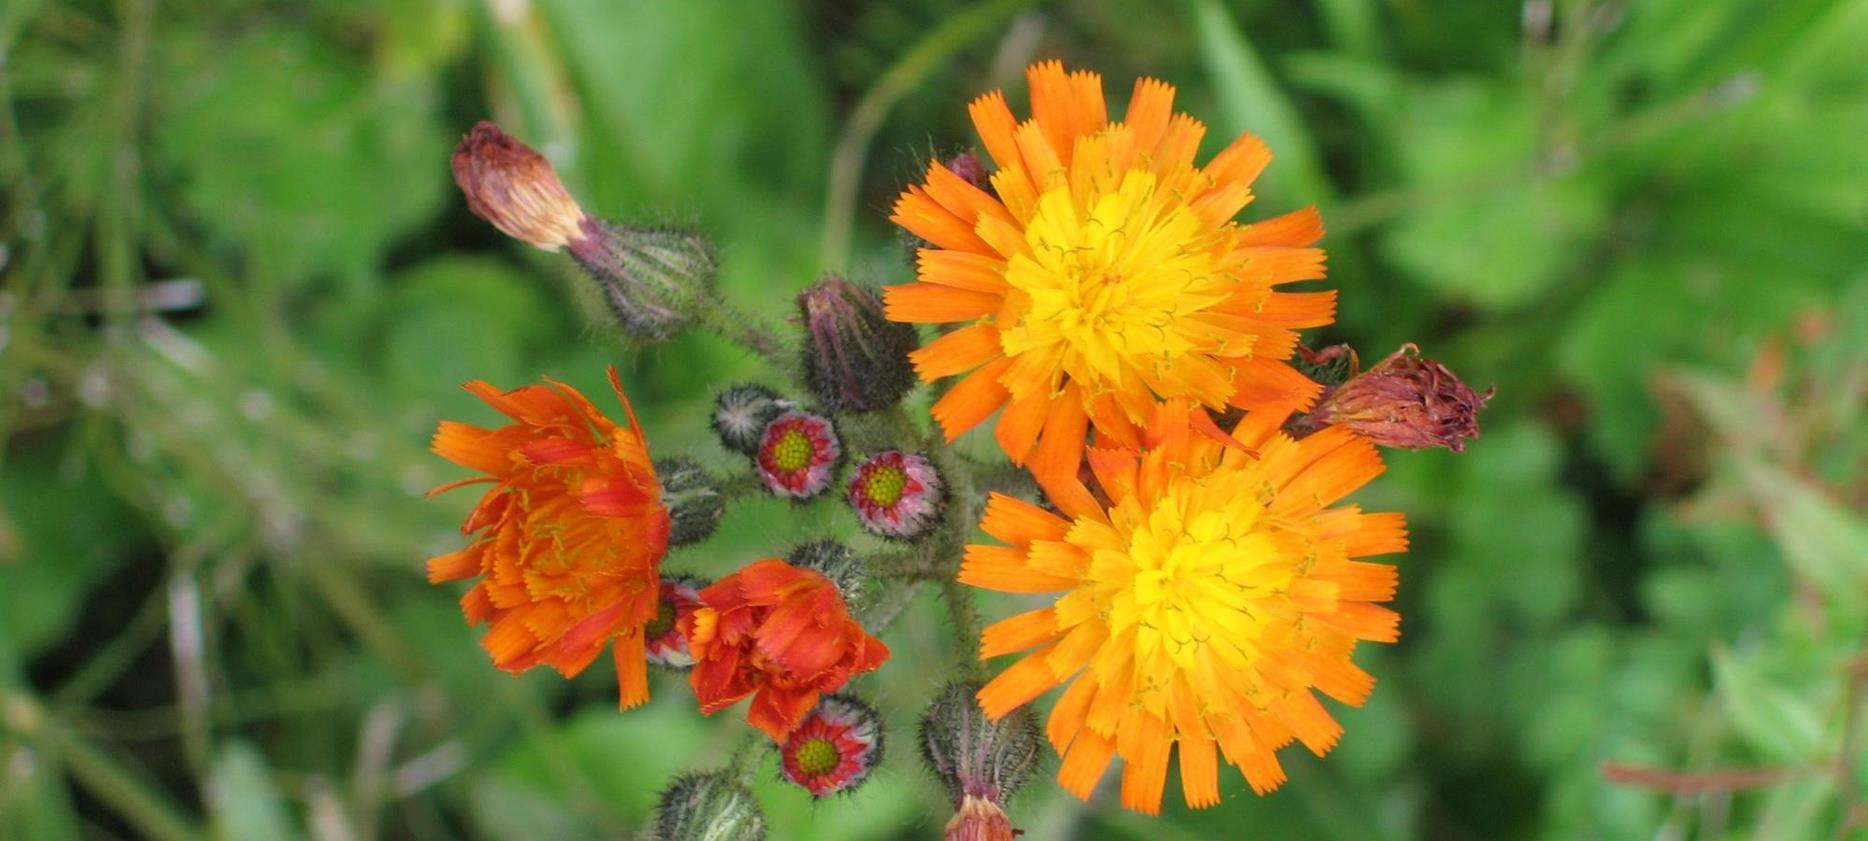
[780,695,883,797]
[755,411,842,499]
[963,401,1407,813]
[921,681,1040,841]
[452,122,716,342]
[645,576,707,669]
[1301,343,1493,452]
[886,61,1335,510]
[426,368,668,708]
[799,276,919,413]
[681,558,890,741]
[655,772,766,841]
[712,384,795,455]
[847,451,944,540]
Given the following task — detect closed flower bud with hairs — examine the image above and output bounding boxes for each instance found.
[655,457,724,546]
[780,695,883,797]
[786,540,865,610]
[755,411,841,500]
[799,276,918,413]
[654,772,765,841]
[570,223,716,344]
[847,451,944,540]
[451,121,587,251]
[711,385,796,456]
[920,681,1040,841]
[1302,343,1493,452]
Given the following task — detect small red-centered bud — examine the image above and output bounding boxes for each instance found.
[644,576,706,669]
[1301,343,1494,452]
[712,385,797,456]
[920,681,1040,839]
[798,275,918,413]
[847,451,943,540]
[779,695,883,798]
[451,122,587,251]
[755,411,842,500]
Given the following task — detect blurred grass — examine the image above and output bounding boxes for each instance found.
[2,1,1867,839]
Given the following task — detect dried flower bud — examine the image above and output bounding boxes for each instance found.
[786,540,864,609]
[755,411,842,499]
[645,576,706,669]
[451,122,588,251]
[653,772,765,841]
[569,223,717,343]
[779,695,883,797]
[798,275,918,413]
[847,451,944,540]
[945,151,989,191]
[920,681,1040,834]
[655,457,724,546]
[1302,343,1493,452]
[711,385,796,456]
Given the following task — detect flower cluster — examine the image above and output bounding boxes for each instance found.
[429,60,1487,835]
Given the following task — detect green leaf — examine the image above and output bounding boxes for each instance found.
[205,742,301,841]
[1710,647,1826,763]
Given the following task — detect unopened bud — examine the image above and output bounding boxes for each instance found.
[779,695,883,797]
[654,457,723,546]
[798,276,918,413]
[945,151,989,191]
[786,540,864,609]
[569,224,716,343]
[653,772,765,841]
[920,681,1040,825]
[451,122,587,251]
[711,385,796,456]
[1301,343,1493,452]
[755,411,842,500]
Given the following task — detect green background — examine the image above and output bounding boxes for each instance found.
[3,0,1867,838]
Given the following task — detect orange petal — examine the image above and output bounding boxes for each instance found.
[978,492,1069,546]
[993,392,1050,464]
[1241,245,1328,284]
[425,549,480,583]
[1205,131,1272,188]
[977,646,1064,719]
[930,357,1013,440]
[968,90,1023,174]
[910,324,1003,381]
[1178,738,1221,809]
[958,544,1076,594]
[1124,77,1175,157]
[980,607,1060,658]
[1056,728,1117,801]
[1241,205,1324,247]
[915,248,1007,294]
[883,282,1003,324]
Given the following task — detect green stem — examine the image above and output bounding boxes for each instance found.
[818,0,1046,270]
[3,692,205,841]
[698,298,793,376]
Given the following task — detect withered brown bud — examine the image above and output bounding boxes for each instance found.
[1303,343,1493,452]
[945,795,1016,841]
[451,122,587,251]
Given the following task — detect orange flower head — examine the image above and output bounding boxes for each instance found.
[681,558,890,742]
[426,367,669,709]
[962,401,1407,814]
[887,61,1335,507]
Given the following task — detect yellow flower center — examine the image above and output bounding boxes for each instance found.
[794,737,840,776]
[999,169,1234,401]
[770,428,814,472]
[861,464,908,507]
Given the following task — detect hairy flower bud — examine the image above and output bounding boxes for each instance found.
[920,681,1040,837]
[654,457,724,546]
[847,451,943,540]
[1301,344,1493,452]
[798,275,918,413]
[945,151,989,192]
[569,223,717,343]
[451,122,587,251]
[779,695,883,797]
[755,411,842,499]
[653,772,764,841]
[786,540,864,609]
[711,385,796,456]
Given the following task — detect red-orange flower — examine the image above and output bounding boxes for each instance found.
[426,368,670,708]
[681,559,890,741]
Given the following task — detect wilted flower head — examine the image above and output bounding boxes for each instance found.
[847,451,944,540]
[799,275,919,413]
[920,680,1040,839]
[712,385,795,455]
[654,772,765,841]
[964,401,1407,813]
[681,558,890,741]
[655,457,724,546]
[780,695,883,797]
[1305,343,1492,452]
[426,368,668,709]
[755,411,842,500]
[645,576,706,669]
[451,121,587,251]
[886,61,1336,510]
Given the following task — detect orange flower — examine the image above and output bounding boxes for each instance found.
[681,559,890,742]
[962,401,1406,814]
[426,368,669,708]
[886,61,1334,508]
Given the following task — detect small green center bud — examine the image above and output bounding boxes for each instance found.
[569,224,716,344]
[794,737,841,776]
[654,772,765,841]
[798,275,918,413]
[862,465,908,508]
[770,428,814,472]
[654,457,724,547]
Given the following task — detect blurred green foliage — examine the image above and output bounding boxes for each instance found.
[3,0,1867,839]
